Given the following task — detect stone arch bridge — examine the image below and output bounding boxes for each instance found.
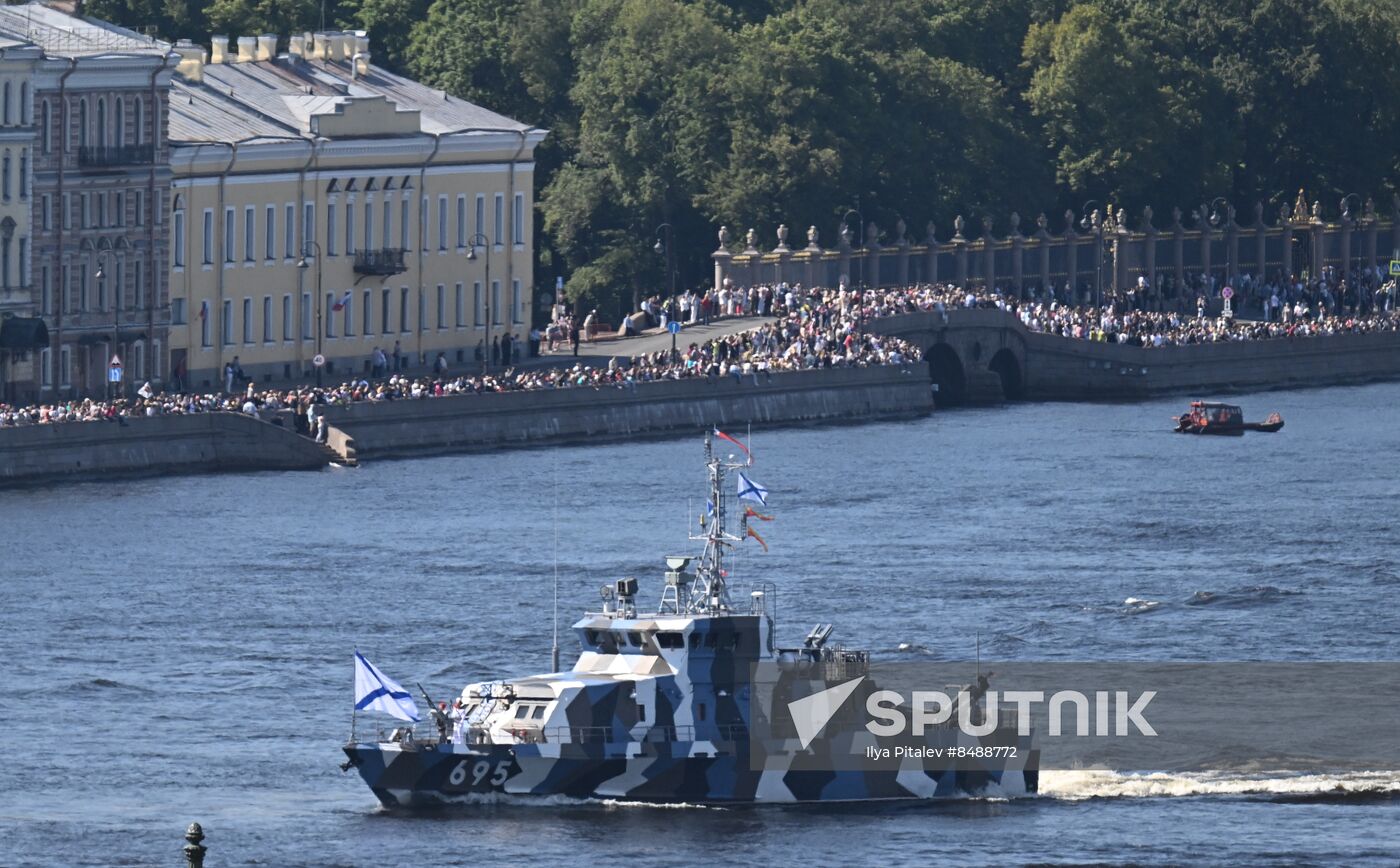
[869,308,1400,406]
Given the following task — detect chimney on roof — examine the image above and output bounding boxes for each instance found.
[256,34,277,61]
[311,31,333,61]
[173,39,206,83]
[288,34,305,59]
[210,35,229,64]
[236,36,256,62]
[351,32,371,78]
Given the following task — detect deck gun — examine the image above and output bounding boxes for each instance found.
[417,682,450,742]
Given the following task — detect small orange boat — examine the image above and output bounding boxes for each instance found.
[1173,401,1284,435]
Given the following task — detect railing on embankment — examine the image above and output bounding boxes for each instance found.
[872,308,1400,402]
[0,411,328,487]
[321,364,933,459]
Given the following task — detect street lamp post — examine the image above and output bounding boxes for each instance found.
[843,206,864,289]
[466,233,491,373]
[296,240,324,387]
[95,253,116,400]
[1079,200,1102,309]
[653,222,677,360]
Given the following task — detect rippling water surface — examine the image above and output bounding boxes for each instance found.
[4,383,1400,865]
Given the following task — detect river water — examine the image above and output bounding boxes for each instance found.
[4,383,1400,866]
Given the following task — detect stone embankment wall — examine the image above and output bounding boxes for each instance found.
[321,364,933,458]
[0,412,328,486]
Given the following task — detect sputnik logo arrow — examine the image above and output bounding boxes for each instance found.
[787,676,865,750]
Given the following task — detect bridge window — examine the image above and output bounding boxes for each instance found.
[688,634,701,650]
[657,632,684,649]
[531,705,546,720]
[627,631,644,647]
[704,633,719,649]
[514,705,530,719]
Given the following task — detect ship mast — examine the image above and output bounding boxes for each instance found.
[689,432,743,613]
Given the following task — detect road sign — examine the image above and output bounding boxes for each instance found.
[1221,286,1234,299]
[108,364,123,383]
[1389,260,1400,276]
[556,276,564,290]
[667,321,681,335]
[312,353,326,368]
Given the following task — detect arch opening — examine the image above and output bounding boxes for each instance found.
[926,343,966,407]
[988,348,1023,401]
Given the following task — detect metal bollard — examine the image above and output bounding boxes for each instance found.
[184,822,207,868]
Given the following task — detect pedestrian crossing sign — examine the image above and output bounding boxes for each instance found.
[1389,260,1400,276]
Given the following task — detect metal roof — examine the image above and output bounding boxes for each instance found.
[170,54,532,145]
[0,3,166,56]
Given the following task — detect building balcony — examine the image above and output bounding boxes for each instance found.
[77,144,156,169]
[353,248,407,276]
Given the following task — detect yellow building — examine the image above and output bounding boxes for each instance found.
[166,31,545,389]
[0,32,39,402]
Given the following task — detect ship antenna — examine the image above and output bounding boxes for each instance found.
[551,459,560,672]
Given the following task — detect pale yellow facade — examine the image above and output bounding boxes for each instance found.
[165,32,544,389]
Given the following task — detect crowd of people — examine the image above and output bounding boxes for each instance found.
[6,272,1400,430]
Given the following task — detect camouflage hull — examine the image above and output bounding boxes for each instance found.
[345,739,1039,806]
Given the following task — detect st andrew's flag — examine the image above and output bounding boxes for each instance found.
[354,651,421,722]
[737,471,769,506]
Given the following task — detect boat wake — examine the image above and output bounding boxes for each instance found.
[1039,769,1400,803]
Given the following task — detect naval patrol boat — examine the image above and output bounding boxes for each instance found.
[344,435,1038,805]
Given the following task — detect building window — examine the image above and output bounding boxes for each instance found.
[262,296,272,342]
[59,346,70,388]
[40,347,51,388]
[491,279,501,325]
[81,193,89,228]
[284,203,294,258]
[3,150,10,201]
[40,101,49,153]
[18,149,26,199]
[399,287,410,332]
[302,202,314,256]
[437,194,447,250]
[345,201,355,254]
[78,98,87,149]
[418,287,426,333]
[475,194,485,240]
[381,288,391,334]
[364,201,373,250]
[4,82,12,126]
[473,280,482,327]
[134,97,142,144]
[400,198,409,249]
[133,259,143,309]
[115,98,125,147]
[301,292,312,339]
[455,282,464,327]
[114,260,124,310]
[362,289,372,336]
[223,206,234,263]
[152,338,161,379]
[242,297,252,343]
[494,193,503,245]
[41,265,51,315]
[456,195,466,247]
[513,192,524,245]
[171,297,186,324]
[202,210,213,264]
[344,291,354,337]
[200,301,211,347]
[419,195,428,251]
[19,83,27,125]
[326,202,337,255]
[282,294,293,340]
[222,299,233,345]
[133,189,142,225]
[96,98,105,147]
[173,209,186,267]
[436,284,445,328]
[265,205,275,260]
[512,279,522,324]
[244,207,255,261]
[383,200,392,251]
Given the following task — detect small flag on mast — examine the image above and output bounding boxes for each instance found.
[332,290,353,312]
[737,471,769,506]
[746,526,768,551]
[353,651,421,722]
[744,506,774,521]
[714,428,752,463]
